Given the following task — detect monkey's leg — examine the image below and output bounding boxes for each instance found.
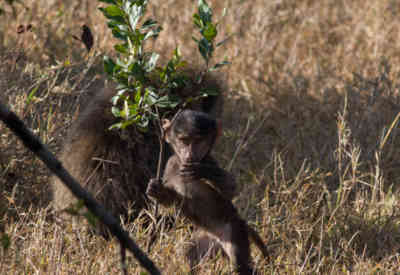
[218,222,253,275]
[185,230,221,274]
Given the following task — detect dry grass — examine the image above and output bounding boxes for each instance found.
[2,0,400,274]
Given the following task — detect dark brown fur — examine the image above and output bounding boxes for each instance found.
[52,70,224,236]
[146,110,268,274]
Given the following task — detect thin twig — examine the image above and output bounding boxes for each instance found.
[120,243,128,275]
[146,106,164,252]
[146,107,183,252]
[155,106,165,181]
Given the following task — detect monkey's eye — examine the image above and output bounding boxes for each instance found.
[179,137,191,145]
[193,137,203,145]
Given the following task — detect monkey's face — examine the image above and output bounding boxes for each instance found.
[162,110,218,165]
[170,133,213,164]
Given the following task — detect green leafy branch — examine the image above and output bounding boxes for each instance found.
[193,0,231,72]
[98,0,230,132]
[99,0,163,131]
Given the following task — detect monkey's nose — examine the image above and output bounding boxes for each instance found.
[184,157,195,163]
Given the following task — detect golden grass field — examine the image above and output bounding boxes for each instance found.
[2,0,400,274]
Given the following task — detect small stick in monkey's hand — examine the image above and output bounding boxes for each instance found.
[146,107,184,252]
[0,101,161,275]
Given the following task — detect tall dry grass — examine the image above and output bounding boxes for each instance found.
[1,0,400,274]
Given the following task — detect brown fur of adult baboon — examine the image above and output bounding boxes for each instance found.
[51,69,225,236]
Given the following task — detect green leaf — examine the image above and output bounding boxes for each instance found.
[208,60,231,71]
[143,26,162,41]
[122,119,136,129]
[111,106,121,117]
[141,19,158,30]
[116,57,128,68]
[103,56,117,75]
[99,5,124,21]
[111,95,120,105]
[108,21,129,40]
[128,62,145,82]
[111,95,119,105]
[198,38,213,62]
[98,0,116,3]
[129,29,145,46]
[114,43,128,54]
[117,76,130,87]
[123,99,130,120]
[198,0,212,23]
[145,53,159,72]
[109,122,124,130]
[84,211,98,227]
[170,74,188,89]
[134,88,141,103]
[193,14,203,29]
[146,88,159,104]
[26,85,39,105]
[173,47,182,61]
[202,22,217,41]
[137,116,149,131]
[133,0,147,6]
[127,4,143,29]
[156,95,181,108]
[112,29,127,40]
[108,21,129,33]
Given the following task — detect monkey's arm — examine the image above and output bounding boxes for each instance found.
[146,178,180,206]
[219,171,237,200]
[146,156,183,206]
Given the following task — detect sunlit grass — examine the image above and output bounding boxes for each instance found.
[1,0,400,274]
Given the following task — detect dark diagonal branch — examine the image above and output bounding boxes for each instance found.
[0,101,161,275]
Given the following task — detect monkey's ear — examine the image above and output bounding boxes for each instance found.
[162,119,171,131]
[162,119,172,141]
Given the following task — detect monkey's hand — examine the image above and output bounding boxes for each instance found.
[146,178,164,200]
[180,162,225,182]
[180,162,203,180]
[146,178,177,206]
[180,161,237,200]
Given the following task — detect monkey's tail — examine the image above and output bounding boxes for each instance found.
[248,226,269,259]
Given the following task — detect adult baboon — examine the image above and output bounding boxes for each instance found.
[52,70,224,236]
[146,110,268,274]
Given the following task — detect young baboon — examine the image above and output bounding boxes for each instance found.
[52,70,224,237]
[146,110,268,274]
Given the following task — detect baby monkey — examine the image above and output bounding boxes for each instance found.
[146,110,268,274]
